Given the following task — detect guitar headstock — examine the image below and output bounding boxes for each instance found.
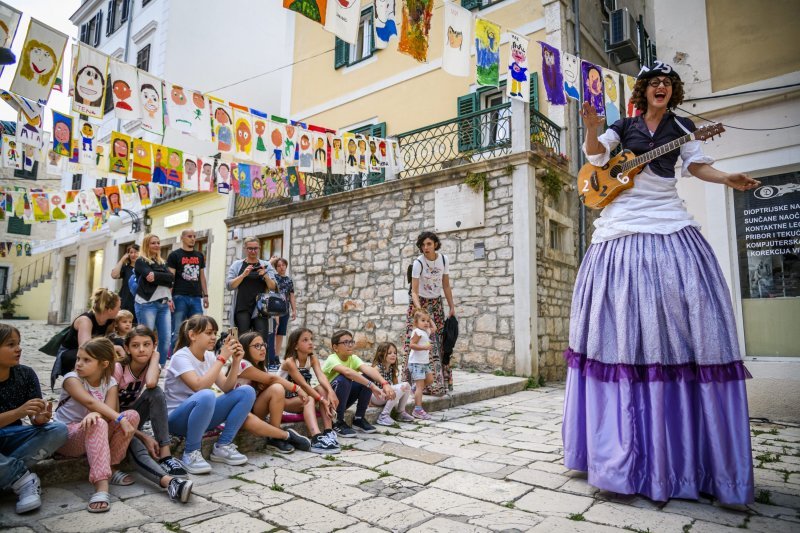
[694,123,725,142]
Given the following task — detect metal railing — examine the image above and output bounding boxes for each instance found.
[11,253,52,294]
[151,186,195,207]
[530,104,562,155]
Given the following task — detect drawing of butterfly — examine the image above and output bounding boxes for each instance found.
[448,26,463,50]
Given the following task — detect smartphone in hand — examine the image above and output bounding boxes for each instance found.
[228,327,238,340]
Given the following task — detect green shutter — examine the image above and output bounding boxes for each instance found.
[334,37,348,69]
[461,0,480,9]
[457,93,479,152]
[7,216,31,236]
[530,72,540,112]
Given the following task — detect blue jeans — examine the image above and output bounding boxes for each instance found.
[167,387,256,453]
[0,422,68,489]
[330,374,372,421]
[171,295,204,351]
[135,300,172,365]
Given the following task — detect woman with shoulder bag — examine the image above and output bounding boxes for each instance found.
[134,234,174,366]
[225,237,279,368]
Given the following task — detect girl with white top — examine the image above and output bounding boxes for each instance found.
[55,337,139,513]
[370,342,414,426]
[165,316,254,474]
[407,310,435,420]
[404,231,456,395]
[232,331,311,453]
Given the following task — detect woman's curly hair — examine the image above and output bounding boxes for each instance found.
[629,76,685,113]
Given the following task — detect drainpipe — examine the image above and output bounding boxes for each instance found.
[573,0,586,260]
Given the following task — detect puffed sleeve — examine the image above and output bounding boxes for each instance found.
[583,127,621,167]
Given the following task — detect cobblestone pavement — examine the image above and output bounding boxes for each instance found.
[2,320,800,532]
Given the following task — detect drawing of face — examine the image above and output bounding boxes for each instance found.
[28,45,55,77]
[170,86,186,106]
[252,177,262,190]
[544,48,555,67]
[214,108,230,124]
[48,150,59,164]
[168,151,180,169]
[300,135,310,150]
[141,85,159,116]
[113,138,128,158]
[255,120,265,135]
[511,45,524,63]
[375,0,392,22]
[358,139,366,151]
[81,123,93,137]
[202,164,212,179]
[271,128,282,146]
[95,145,103,155]
[369,141,376,152]
[184,159,197,176]
[348,139,356,154]
[447,26,463,50]
[587,68,602,96]
[379,141,386,156]
[285,125,295,137]
[563,55,578,84]
[315,138,324,150]
[75,66,104,104]
[191,91,204,109]
[35,194,48,213]
[604,74,617,101]
[108,192,120,209]
[218,164,229,180]
[333,138,342,150]
[135,143,146,160]
[113,80,131,101]
[138,184,149,199]
[54,121,70,143]
[236,120,251,150]
[154,149,162,164]
[337,0,356,8]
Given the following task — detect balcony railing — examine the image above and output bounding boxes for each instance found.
[232,104,561,218]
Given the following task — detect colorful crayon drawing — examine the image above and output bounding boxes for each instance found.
[263,167,281,196]
[105,186,121,212]
[109,60,140,120]
[581,60,605,116]
[251,165,264,198]
[330,134,345,174]
[189,91,211,141]
[49,192,67,220]
[10,19,67,104]
[313,132,327,173]
[199,159,214,192]
[132,139,153,183]
[139,73,164,134]
[253,118,269,164]
[72,44,109,118]
[137,183,152,207]
[212,101,233,153]
[539,41,566,105]
[166,84,194,133]
[109,131,131,177]
[216,161,231,194]
[441,2,471,76]
[298,131,313,172]
[78,120,94,152]
[507,32,529,102]
[602,68,621,125]
[234,163,252,197]
[397,0,434,62]
[182,154,199,191]
[562,52,580,101]
[475,18,500,87]
[374,0,398,49]
[31,192,50,222]
[165,148,183,188]
[51,110,72,156]
[283,0,327,25]
[286,166,306,196]
[151,146,167,185]
[269,122,283,169]
[234,110,253,160]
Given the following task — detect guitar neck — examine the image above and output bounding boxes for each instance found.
[623,133,694,171]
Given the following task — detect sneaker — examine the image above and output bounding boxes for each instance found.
[334,421,357,439]
[180,450,212,474]
[398,411,415,422]
[265,437,295,454]
[352,417,377,433]
[267,363,280,373]
[309,433,340,454]
[412,407,432,420]
[159,456,188,477]
[210,442,248,465]
[166,477,193,503]
[376,413,394,426]
[286,428,312,452]
[11,471,41,514]
[320,431,341,453]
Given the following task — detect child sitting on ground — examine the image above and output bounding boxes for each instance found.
[322,330,395,438]
[279,328,340,454]
[408,310,435,420]
[371,342,414,425]
[233,331,311,453]
[55,337,139,513]
[0,324,68,514]
[115,325,193,502]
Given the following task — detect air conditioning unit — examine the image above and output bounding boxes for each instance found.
[607,8,639,63]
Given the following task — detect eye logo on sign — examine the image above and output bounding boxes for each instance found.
[754,183,800,200]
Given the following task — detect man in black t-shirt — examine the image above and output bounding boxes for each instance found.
[167,229,208,350]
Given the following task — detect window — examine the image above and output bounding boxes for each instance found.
[461,0,506,9]
[196,237,208,260]
[259,234,284,260]
[480,86,511,149]
[71,173,83,190]
[106,0,130,36]
[80,11,103,46]
[7,216,31,236]
[549,220,564,251]
[136,44,151,72]
[334,7,374,69]
[0,267,8,295]
[103,73,114,114]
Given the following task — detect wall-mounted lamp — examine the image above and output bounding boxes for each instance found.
[108,208,142,233]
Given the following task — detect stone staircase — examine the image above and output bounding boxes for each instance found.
[11,253,53,296]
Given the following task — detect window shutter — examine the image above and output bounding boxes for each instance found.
[367,6,375,54]
[94,11,103,46]
[334,38,348,69]
[106,1,114,35]
[457,93,479,152]
[529,71,539,112]
[461,0,480,10]
[7,216,31,236]
[120,0,130,22]
[80,24,88,44]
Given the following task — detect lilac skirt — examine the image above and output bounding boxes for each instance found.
[563,227,754,504]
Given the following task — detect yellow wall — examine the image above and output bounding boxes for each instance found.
[146,193,229,325]
[16,280,52,320]
[291,0,548,134]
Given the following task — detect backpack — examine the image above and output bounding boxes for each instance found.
[127,272,139,295]
[407,255,446,295]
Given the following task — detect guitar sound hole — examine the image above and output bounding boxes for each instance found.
[610,165,622,177]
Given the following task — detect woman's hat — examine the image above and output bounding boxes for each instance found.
[636,61,681,82]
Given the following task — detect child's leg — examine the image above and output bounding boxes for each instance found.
[250,383,285,427]
[241,412,288,440]
[414,379,425,407]
[395,383,411,413]
[167,389,216,453]
[0,423,68,490]
[131,386,172,458]
[109,410,140,467]
[127,436,170,488]
[353,381,372,421]
[207,386,256,446]
[314,385,333,430]
[285,396,321,435]
[330,375,354,421]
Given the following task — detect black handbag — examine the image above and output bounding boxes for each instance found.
[256,291,288,318]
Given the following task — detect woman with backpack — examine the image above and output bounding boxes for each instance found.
[403,231,456,395]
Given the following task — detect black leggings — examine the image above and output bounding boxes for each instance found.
[234,311,278,365]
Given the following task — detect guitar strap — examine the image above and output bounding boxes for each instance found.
[673,116,693,136]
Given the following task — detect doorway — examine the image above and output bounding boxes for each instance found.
[61,256,76,322]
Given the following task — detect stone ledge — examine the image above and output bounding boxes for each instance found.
[31,371,527,486]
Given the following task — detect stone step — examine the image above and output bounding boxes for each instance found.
[31,371,528,486]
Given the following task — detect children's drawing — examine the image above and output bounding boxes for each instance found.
[602,68,621,126]
[216,160,232,194]
[228,162,240,194]
[441,3,471,76]
[268,121,283,169]
[475,18,500,87]
[32,192,50,222]
[109,131,131,177]
[286,166,306,196]
[105,185,121,212]
[109,60,141,120]
[78,120,94,153]
[190,91,211,141]
[165,148,183,188]
[324,0,359,45]
[0,2,22,75]
[51,110,72,156]
[46,149,63,176]
[211,100,233,154]
[562,52,580,101]
[182,153,199,191]
[397,0,434,62]
[165,84,194,133]
[283,0,327,25]
[253,117,269,164]
[330,134,345,174]
[10,19,67,104]
[539,41,566,105]
[119,182,139,210]
[263,167,281,197]
[198,159,214,192]
[251,165,264,199]
[49,192,67,220]
[15,143,38,180]
[313,132,327,173]
[72,44,109,118]
[151,145,167,185]
[507,32,529,102]
[283,124,298,166]
[233,109,254,160]
[298,131,313,172]
[623,74,638,118]
[356,135,368,174]
[137,183,152,207]
[343,133,357,174]
[378,139,387,168]
[94,142,109,178]
[138,72,164,134]
[389,139,404,172]
[368,138,380,172]
[374,0,397,49]
[581,60,605,116]
[3,134,20,170]
[234,163,253,198]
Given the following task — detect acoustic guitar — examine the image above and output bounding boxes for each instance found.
[577,123,725,209]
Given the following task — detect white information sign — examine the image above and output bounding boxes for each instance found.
[434,183,485,233]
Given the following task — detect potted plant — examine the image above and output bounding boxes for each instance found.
[1,290,19,319]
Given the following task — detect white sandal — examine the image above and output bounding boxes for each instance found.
[110,470,135,486]
[88,491,111,513]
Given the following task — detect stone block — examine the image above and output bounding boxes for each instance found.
[474,314,497,333]
[39,501,148,533]
[507,467,570,489]
[429,471,530,504]
[383,458,452,484]
[185,512,279,533]
[285,477,373,511]
[583,502,691,531]
[407,518,491,532]
[515,487,593,517]
[258,499,358,532]
[347,496,432,531]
